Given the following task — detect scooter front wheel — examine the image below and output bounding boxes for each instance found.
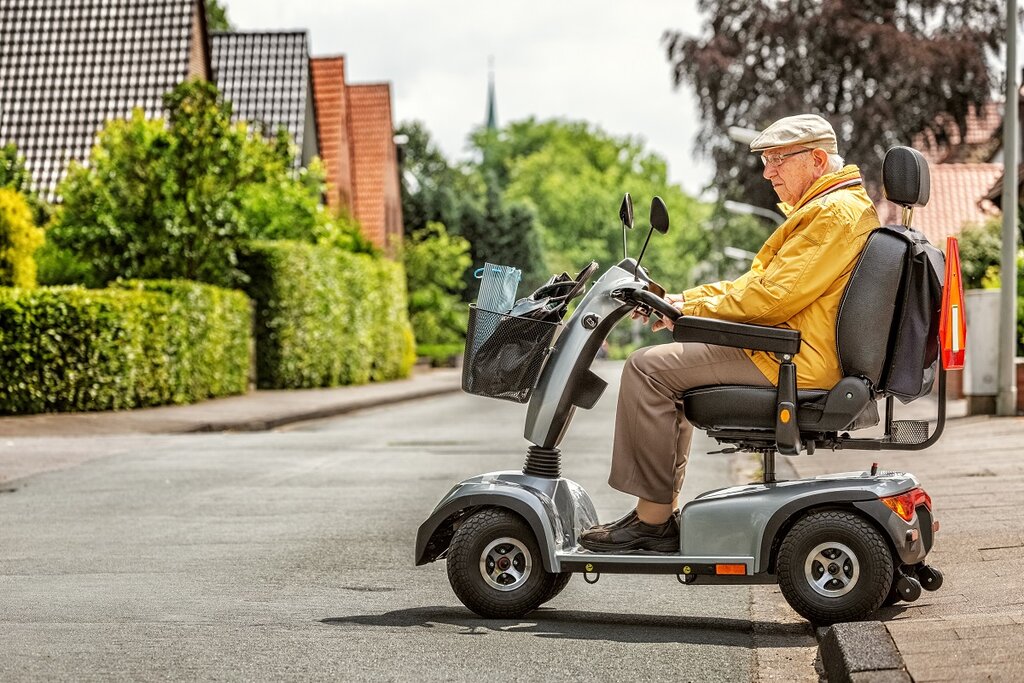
[446,507,565,618]
[776,510,894,625]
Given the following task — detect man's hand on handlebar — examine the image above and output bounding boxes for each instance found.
[631,293,684,332]
[650,293,684,332]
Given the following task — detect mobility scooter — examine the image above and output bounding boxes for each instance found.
[416,147,962,625]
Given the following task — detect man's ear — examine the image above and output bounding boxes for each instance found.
[812,148,829,170]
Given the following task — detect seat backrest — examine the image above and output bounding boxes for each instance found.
[836,230,908,385]
[836,147,936,391]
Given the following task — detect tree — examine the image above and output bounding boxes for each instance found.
[397,120,546,295]
[0,188,44,288]
[665,1,1004,210]
[457,181,546,293]
[50,80,355,288]
[471,118,712,291]
[0,143,50,225]
[403,222,472,363]
[205,0,232,31]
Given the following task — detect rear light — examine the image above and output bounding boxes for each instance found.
[881,488,932,522]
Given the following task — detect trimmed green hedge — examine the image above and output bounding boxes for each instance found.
[242,241,416,389]
[0,280,251,414]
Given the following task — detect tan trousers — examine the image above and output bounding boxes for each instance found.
[609,342,773,504]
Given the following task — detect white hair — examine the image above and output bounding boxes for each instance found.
[825,153,845,173]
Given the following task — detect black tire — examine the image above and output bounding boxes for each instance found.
[776,510,895,625]
[446,508,562,618]
[882,567,905,607]
[540,571,572,605]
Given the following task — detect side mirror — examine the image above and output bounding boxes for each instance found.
[619,193,634,229]
[650,196,669,234]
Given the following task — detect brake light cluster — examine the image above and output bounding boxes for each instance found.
[881,488,932,522]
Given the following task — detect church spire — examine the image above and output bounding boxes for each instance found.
[486,56,497,131]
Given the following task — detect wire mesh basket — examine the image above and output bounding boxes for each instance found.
[462,305,560,403]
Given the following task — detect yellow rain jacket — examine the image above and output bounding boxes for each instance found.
[682,165,880,389]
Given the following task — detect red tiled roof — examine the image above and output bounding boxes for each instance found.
[913,103,1002,164]
[877,163,1002,245]
[310,56,353,210]
[347,83,403,250]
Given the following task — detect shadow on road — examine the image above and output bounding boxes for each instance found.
[322,606,810,646]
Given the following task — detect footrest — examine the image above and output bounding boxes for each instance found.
[887,420,930,444]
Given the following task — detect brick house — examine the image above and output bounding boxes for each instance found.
[0,2,404,249]
[309,56,403,251]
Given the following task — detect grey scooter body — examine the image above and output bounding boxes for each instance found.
[415,263,932,583]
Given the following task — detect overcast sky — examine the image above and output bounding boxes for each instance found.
[221,0,715,197]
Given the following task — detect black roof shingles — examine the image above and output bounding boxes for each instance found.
[210,31,314,168]
[0,0,199,200]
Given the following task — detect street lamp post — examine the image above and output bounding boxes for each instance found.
[723,199,784,225]
[998,0,1019,416]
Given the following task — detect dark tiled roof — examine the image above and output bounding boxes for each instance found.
[210,31,318,167]
[0,0,203,200]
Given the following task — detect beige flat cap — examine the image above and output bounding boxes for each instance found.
[749,114,838,154]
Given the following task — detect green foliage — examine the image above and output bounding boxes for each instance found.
[956,219,1024,354]
[666,0,1004,208]
[0,281,250,414]
[457,183,546,293]
[0,143,50,225]
[397,120,545,293]
[957,219,1003,289]
[0,188,44,288]
[403,222,472,362]
[471,118,712,292]
[314,206,379,255]
[0,143,31,192]
[241,241,415,389]
[50,80,349,289]
[397,121,464,238]
[205,0,232,31]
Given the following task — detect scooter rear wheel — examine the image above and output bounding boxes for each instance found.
[776,510,894,625]
[447,507,564,618]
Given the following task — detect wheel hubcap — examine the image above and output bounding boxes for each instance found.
[480,537,532,592]
[804,541,860,597]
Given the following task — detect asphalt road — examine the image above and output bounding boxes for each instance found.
[0,363,816,681]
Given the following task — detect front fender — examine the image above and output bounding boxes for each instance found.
[415,472,598,572]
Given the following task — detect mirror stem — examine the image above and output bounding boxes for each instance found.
[634,228,654,279]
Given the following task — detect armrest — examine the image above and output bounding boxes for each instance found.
[672,316,801,356]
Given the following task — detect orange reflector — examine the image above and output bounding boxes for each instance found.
[939,236,966,370]
[715,564,746,575]
[779,408,791,423]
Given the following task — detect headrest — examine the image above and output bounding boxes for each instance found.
[882,146,930,208]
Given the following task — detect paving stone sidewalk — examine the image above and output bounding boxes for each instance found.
[785,398,1024,682]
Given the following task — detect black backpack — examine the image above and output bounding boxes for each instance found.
[877,224,946,403]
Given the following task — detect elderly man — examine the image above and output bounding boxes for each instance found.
[580,114,881,553]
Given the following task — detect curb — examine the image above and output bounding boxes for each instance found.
[817,621,910,682]
[179,385,463,433]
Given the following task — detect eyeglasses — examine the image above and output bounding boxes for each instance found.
[760,148,812,167]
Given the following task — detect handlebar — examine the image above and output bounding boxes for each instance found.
[628,289,681,322]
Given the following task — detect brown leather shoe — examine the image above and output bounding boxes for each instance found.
[579,510,680,553]
[587,509,638,532]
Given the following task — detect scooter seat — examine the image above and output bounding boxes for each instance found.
[682,377,879,433]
